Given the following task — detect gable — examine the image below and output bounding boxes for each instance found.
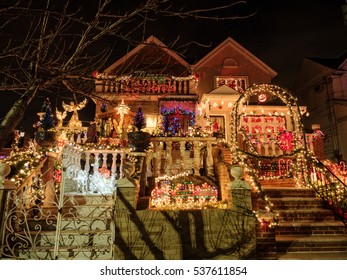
[294,58,334,88]
[338,54,347,71]
[208,84,239,95]
[104,36,191,76]
[193,37,277,78]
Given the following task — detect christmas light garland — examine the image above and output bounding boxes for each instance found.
[229,84,310,228]
[151,171,222,210]
[1,149,46,188]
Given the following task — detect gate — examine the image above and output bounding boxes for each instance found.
[0,146,120,260]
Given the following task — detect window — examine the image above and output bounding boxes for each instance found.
[210,115,225,138]
[215,76,248,93]
[161,107,195,136]
[223,57,238,68]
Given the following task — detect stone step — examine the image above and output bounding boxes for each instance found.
[276,221,346,236]
[278,251,347,260]
[277,209,335,222]
[14,229,112,247]
[63,205,113,218]
[259,178,295,188]
[64,194,114,207]
[276,235,347,254]
[262,197,325,210]
[18,244,113,260]
[60,217,112,231]
[261,186,317,198]
[28,204,113,219]
[24,215,112,231]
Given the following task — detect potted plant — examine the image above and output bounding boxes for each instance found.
[34,98,57,147]
[127,105,150,151]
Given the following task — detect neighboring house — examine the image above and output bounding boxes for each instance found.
[294,53,347,162]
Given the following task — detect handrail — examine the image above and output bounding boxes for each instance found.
[307,156,347,225]
[242,155,279,228]
[220,146,279,229]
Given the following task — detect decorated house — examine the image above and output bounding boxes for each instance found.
[93,36,280,143]
[91,36,314,197]
[1,36,347,260]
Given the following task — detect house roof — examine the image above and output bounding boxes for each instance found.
[294,52,347,88]
[307,52,347,70]
[193,37,277,78]
[104,36,191,75]
[207,84,240,95]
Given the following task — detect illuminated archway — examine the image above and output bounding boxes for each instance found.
[229,84,310,228]
[230,83,308,160]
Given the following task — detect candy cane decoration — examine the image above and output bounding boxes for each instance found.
[339,161,346,173]
[278,159,285,176]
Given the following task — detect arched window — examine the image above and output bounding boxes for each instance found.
[223,57,238,68]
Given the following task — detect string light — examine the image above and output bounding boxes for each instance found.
[1,149,46,188]
[151,173,222,210]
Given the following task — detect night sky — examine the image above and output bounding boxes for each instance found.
[136,0,347,89]
[1,0,347,136]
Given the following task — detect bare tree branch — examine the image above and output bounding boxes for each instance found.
[0,0,253,148]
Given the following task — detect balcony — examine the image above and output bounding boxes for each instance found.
[95,76,198,95]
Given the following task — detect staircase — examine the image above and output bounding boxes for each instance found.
[4,192,115,260]
[259,178,347,259]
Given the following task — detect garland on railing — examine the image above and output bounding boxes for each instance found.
[1,149,46,188]
[65,141,129,152]
[224,151,280,229]
[92,71,199,92]
[307,156,347,223]
[228,84,310,229]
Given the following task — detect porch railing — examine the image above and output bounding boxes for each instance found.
[150,136,215,177]
[239,132,317,157]
[61,144,131,181]
[308,157,347,224]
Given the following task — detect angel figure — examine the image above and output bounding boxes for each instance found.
[62,99,87,127]
[56,109,67,127]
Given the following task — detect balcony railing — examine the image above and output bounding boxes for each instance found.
[95,78,197,95]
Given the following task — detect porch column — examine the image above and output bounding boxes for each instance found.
[193,140,200,175]
[166,141,172,176]
[180,140,186,171]
[206,141,214,176]
[152,141,161,177]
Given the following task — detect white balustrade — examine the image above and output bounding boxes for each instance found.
[242,132,318,157]
[150,137,215,176]
[61,145,130,180]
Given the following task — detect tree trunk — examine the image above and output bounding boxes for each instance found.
[0,85,39,149]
